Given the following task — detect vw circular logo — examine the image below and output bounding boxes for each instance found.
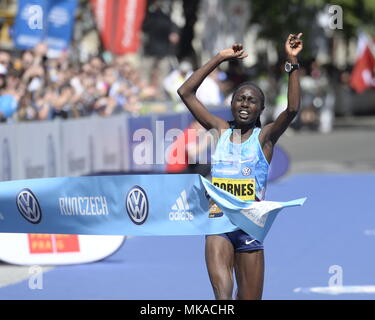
[16,189,42,224]
[126,186,148,225]
[242,166,252,176]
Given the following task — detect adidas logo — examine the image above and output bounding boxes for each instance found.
[169,190,194,221]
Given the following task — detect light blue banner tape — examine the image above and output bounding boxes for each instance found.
[201,176,306,241]
[0,174,306,241]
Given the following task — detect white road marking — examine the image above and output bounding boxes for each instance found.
[294,285,375,295]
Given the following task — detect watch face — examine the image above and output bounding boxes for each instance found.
[285,62,292,72]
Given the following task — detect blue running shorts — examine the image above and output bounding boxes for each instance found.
[208,230,264,252]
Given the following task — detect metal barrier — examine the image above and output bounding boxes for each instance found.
[0,107,233,181]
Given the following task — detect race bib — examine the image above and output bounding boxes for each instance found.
[209,177,256,217]
[212,177,255,201]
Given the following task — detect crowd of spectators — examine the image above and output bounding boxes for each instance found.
[0,39,370,135]
[0,40,234,124]
[0,0,373,133]
[0,43,164,123]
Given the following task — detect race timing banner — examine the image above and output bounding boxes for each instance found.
[0,174,306,242]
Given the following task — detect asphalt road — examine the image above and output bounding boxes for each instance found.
[278,116,375,175]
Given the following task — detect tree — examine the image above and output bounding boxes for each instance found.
[250,0,375,60]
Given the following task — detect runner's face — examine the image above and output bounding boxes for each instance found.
[231,86,263,126]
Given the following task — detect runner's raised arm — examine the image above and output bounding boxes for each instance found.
[260,33,303,148]
[177,44,248,131]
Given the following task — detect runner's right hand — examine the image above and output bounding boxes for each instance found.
[218,44,248,61]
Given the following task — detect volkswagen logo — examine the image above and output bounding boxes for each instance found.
[126,186,148,225]
[16,189,42,224]
[242,166,252,176]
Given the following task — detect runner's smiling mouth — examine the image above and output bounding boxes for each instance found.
[239,110,250,119]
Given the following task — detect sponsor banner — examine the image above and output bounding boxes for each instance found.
[94,114,128,172]
[90,0,114,50]
[0,174,305,241]
[183,109,232,131]
[127,115,154,172]
[153,114,184,172]
[113,0,146,54]
[45,0,78,51]
[13,0,77,51]
[15,121,61,180]
[0,233,125,265]
[13,0,45,50]
[28,233,80,253]
[211,108,233,121]
[61,118,94,176]
[121,115,130,172]
[91,0,146,54]
[0,124,17,182]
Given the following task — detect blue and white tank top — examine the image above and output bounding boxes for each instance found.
[209,127,270,217]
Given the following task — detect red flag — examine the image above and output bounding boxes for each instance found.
[350,34,375,94]
[91,0,146,54]
[90,0,114,51]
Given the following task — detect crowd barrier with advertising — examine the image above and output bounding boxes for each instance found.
[0,107,236,265]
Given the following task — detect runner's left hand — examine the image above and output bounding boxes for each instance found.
[285,33,303,57]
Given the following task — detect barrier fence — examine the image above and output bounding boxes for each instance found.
[0,107,233,181]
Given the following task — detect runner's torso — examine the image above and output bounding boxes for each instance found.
[209,127,269,217]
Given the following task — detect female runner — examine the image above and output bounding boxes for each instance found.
[177,33,303,300]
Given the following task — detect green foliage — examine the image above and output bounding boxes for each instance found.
[250,0,324,59]
[250,0,375,59]
[333,0,375,35]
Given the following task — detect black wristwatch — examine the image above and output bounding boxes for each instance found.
[284,61,300,73]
